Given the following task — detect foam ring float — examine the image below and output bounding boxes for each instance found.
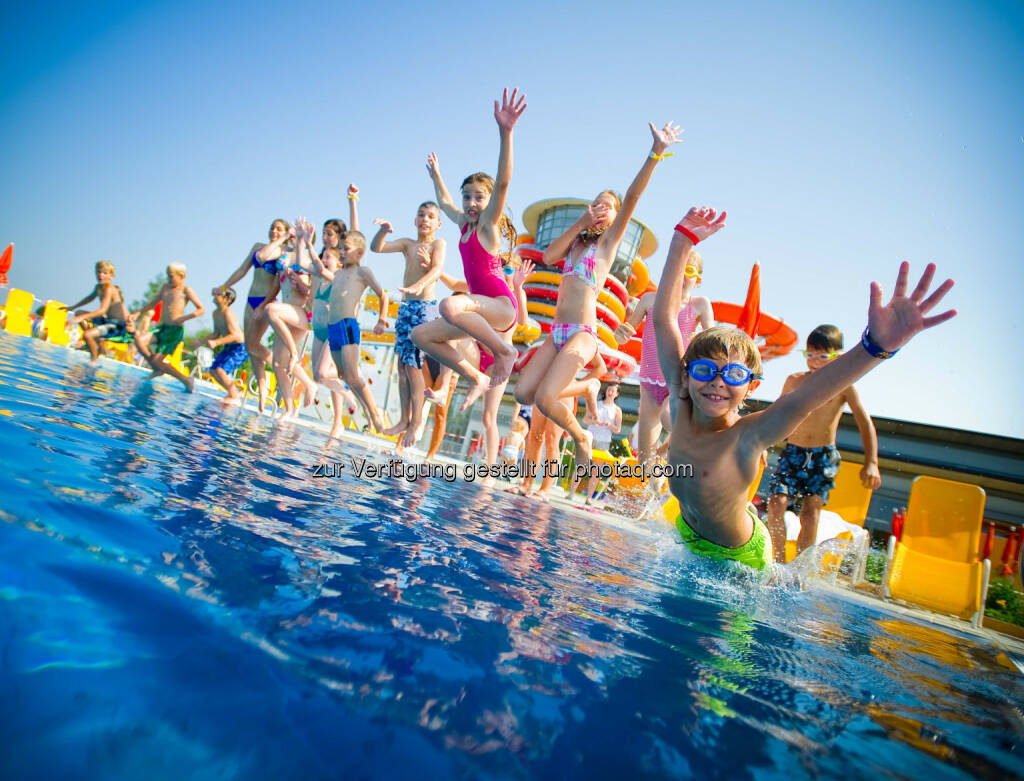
[604,274,628,307]
[597,289,626,321]
[516,246,544,262]
[516,233,535,246]
[712,302,799,360]
[627,258,650,297]
[621,336,643,362]
[597,345,638,378]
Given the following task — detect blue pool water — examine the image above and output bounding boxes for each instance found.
[1,334,1022,780]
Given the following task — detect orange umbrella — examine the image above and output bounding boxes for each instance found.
[0,244,12,285]
[736,264,761,337]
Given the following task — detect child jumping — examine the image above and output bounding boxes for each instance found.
[131,262,205,392]
[308,224,388,433]
[204,287,248,405]
[514,120,682,483]
[66,260,129,363]
[370,201,446,448]
[615,250,713,467]
[654,206,954,572]
[413,87,527,412]
[763,325,882,562]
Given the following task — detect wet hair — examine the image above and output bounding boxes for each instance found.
[460,173,518,263]
[683,326,763,377]
[807,324,843,352]
[218,287,237,305]
[167,262,187,277]
[418,201,442,221]
[95,260,115,275]
[578,190,623,243]
[600,382,620,401]
[347,231,367,253]
[269,219,290,239]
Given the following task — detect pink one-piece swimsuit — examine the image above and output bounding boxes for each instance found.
[459,224,519,372]
[638,300,698,406]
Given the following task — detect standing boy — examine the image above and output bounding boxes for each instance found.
[370,202,446,448]
[205,287,248,405]
[763,325,882,562]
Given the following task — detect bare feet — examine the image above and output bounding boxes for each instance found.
[384,421,409,437]
[144,370,160,382]
[487,349,516,389]
[461,373,489,411]
[583,378,600,413]
[424,387,447,406]
[412,419,426,443]
[183,376,195,393]
[218,394,241,407]
[575,430,593,486]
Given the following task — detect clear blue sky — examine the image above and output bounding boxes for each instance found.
[2,0,1022,437]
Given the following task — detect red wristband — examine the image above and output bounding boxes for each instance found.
[674,224,700,245]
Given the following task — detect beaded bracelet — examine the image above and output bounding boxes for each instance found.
[860,328,898,359]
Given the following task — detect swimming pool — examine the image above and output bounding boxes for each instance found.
[1,334,1022,779]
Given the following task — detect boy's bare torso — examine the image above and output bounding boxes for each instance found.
[780,371,847,448]
[667,398,763,548]
[98,283,127,321]
[329,266,369,321]
[402,239,443,301]
[159,284,190,325]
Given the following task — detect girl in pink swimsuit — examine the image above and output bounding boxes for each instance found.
[412,87,526,415]
[513,120,682,478]
[615,250,713,466]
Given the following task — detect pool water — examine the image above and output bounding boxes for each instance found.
[1,335,1022,780]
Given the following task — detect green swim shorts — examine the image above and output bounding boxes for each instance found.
[153,324,185,356]
[675,504,774,571]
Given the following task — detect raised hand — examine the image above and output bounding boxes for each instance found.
[649,121,683,155]
[426,152,440,180]
[512,259,535,290]
[866,262,956,354]
[677,206,727,243]
[494,87,527,133]
[374,218,393,233]
[584,202,612,228]
[348,183,359,200]
[294,218,309,243]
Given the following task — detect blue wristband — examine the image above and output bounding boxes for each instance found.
[861,328,898,359]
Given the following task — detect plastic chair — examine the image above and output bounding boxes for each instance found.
[882,475,989,627]
[42,301,70,345]
[3,288,34,336]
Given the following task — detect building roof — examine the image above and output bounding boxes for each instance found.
[521,198,659,259]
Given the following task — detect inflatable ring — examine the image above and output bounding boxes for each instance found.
[516,246,544,262]
[597,345,638,378]
[712,302,799,360]
[604,274,628,307]
[516,233,535,246]
[526,269,627,322]
[627,258,650,297]
[597,288,626,321]
[526,270,563,287]
[621,336,643,362]
[524,286,620,331]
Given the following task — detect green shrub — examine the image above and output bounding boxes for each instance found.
[864,551,886,584]
[986,578,1024,626]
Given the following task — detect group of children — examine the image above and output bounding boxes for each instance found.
[63,86,957,573]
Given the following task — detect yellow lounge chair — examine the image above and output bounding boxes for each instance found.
[882,475,989,627]
[42,301,70,346]
[3,288,34,336]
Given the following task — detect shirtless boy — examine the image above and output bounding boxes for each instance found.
[66,260,129,363]
[763,325,882,562]
[131,263,205,392]
[370,202,446,447]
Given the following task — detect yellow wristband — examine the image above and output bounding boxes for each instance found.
[348,194,359,201]
[649,151,674,161]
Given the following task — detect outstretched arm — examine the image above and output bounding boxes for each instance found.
[362,268,389,335]
[426,153,464,226]
[347,184,359,233]
[653,208,727,394]
[479,87,527,232]
[370,219,410,254]
[614,291,655,344]
[600,121,682,252]
[511,258,534,326]
[217,243,260,292]
[65,285,99,312]
[747,263,956,451]
[68,285,113,324]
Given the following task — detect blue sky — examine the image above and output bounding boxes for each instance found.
[2,0,1022,437]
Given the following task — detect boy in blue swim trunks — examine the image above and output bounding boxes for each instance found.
[66,260,129,364]
[763,324,882,562]
[370,202,446,448]
[204,287,248,405]
[323,231,388,433]
[131,262,205,392]
[654,206,955,572]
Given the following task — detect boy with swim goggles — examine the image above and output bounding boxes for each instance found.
[654,205,955,572]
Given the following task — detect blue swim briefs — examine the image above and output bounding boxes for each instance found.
[328,318,361,351]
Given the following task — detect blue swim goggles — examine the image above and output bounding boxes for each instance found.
[687,359,762,386]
